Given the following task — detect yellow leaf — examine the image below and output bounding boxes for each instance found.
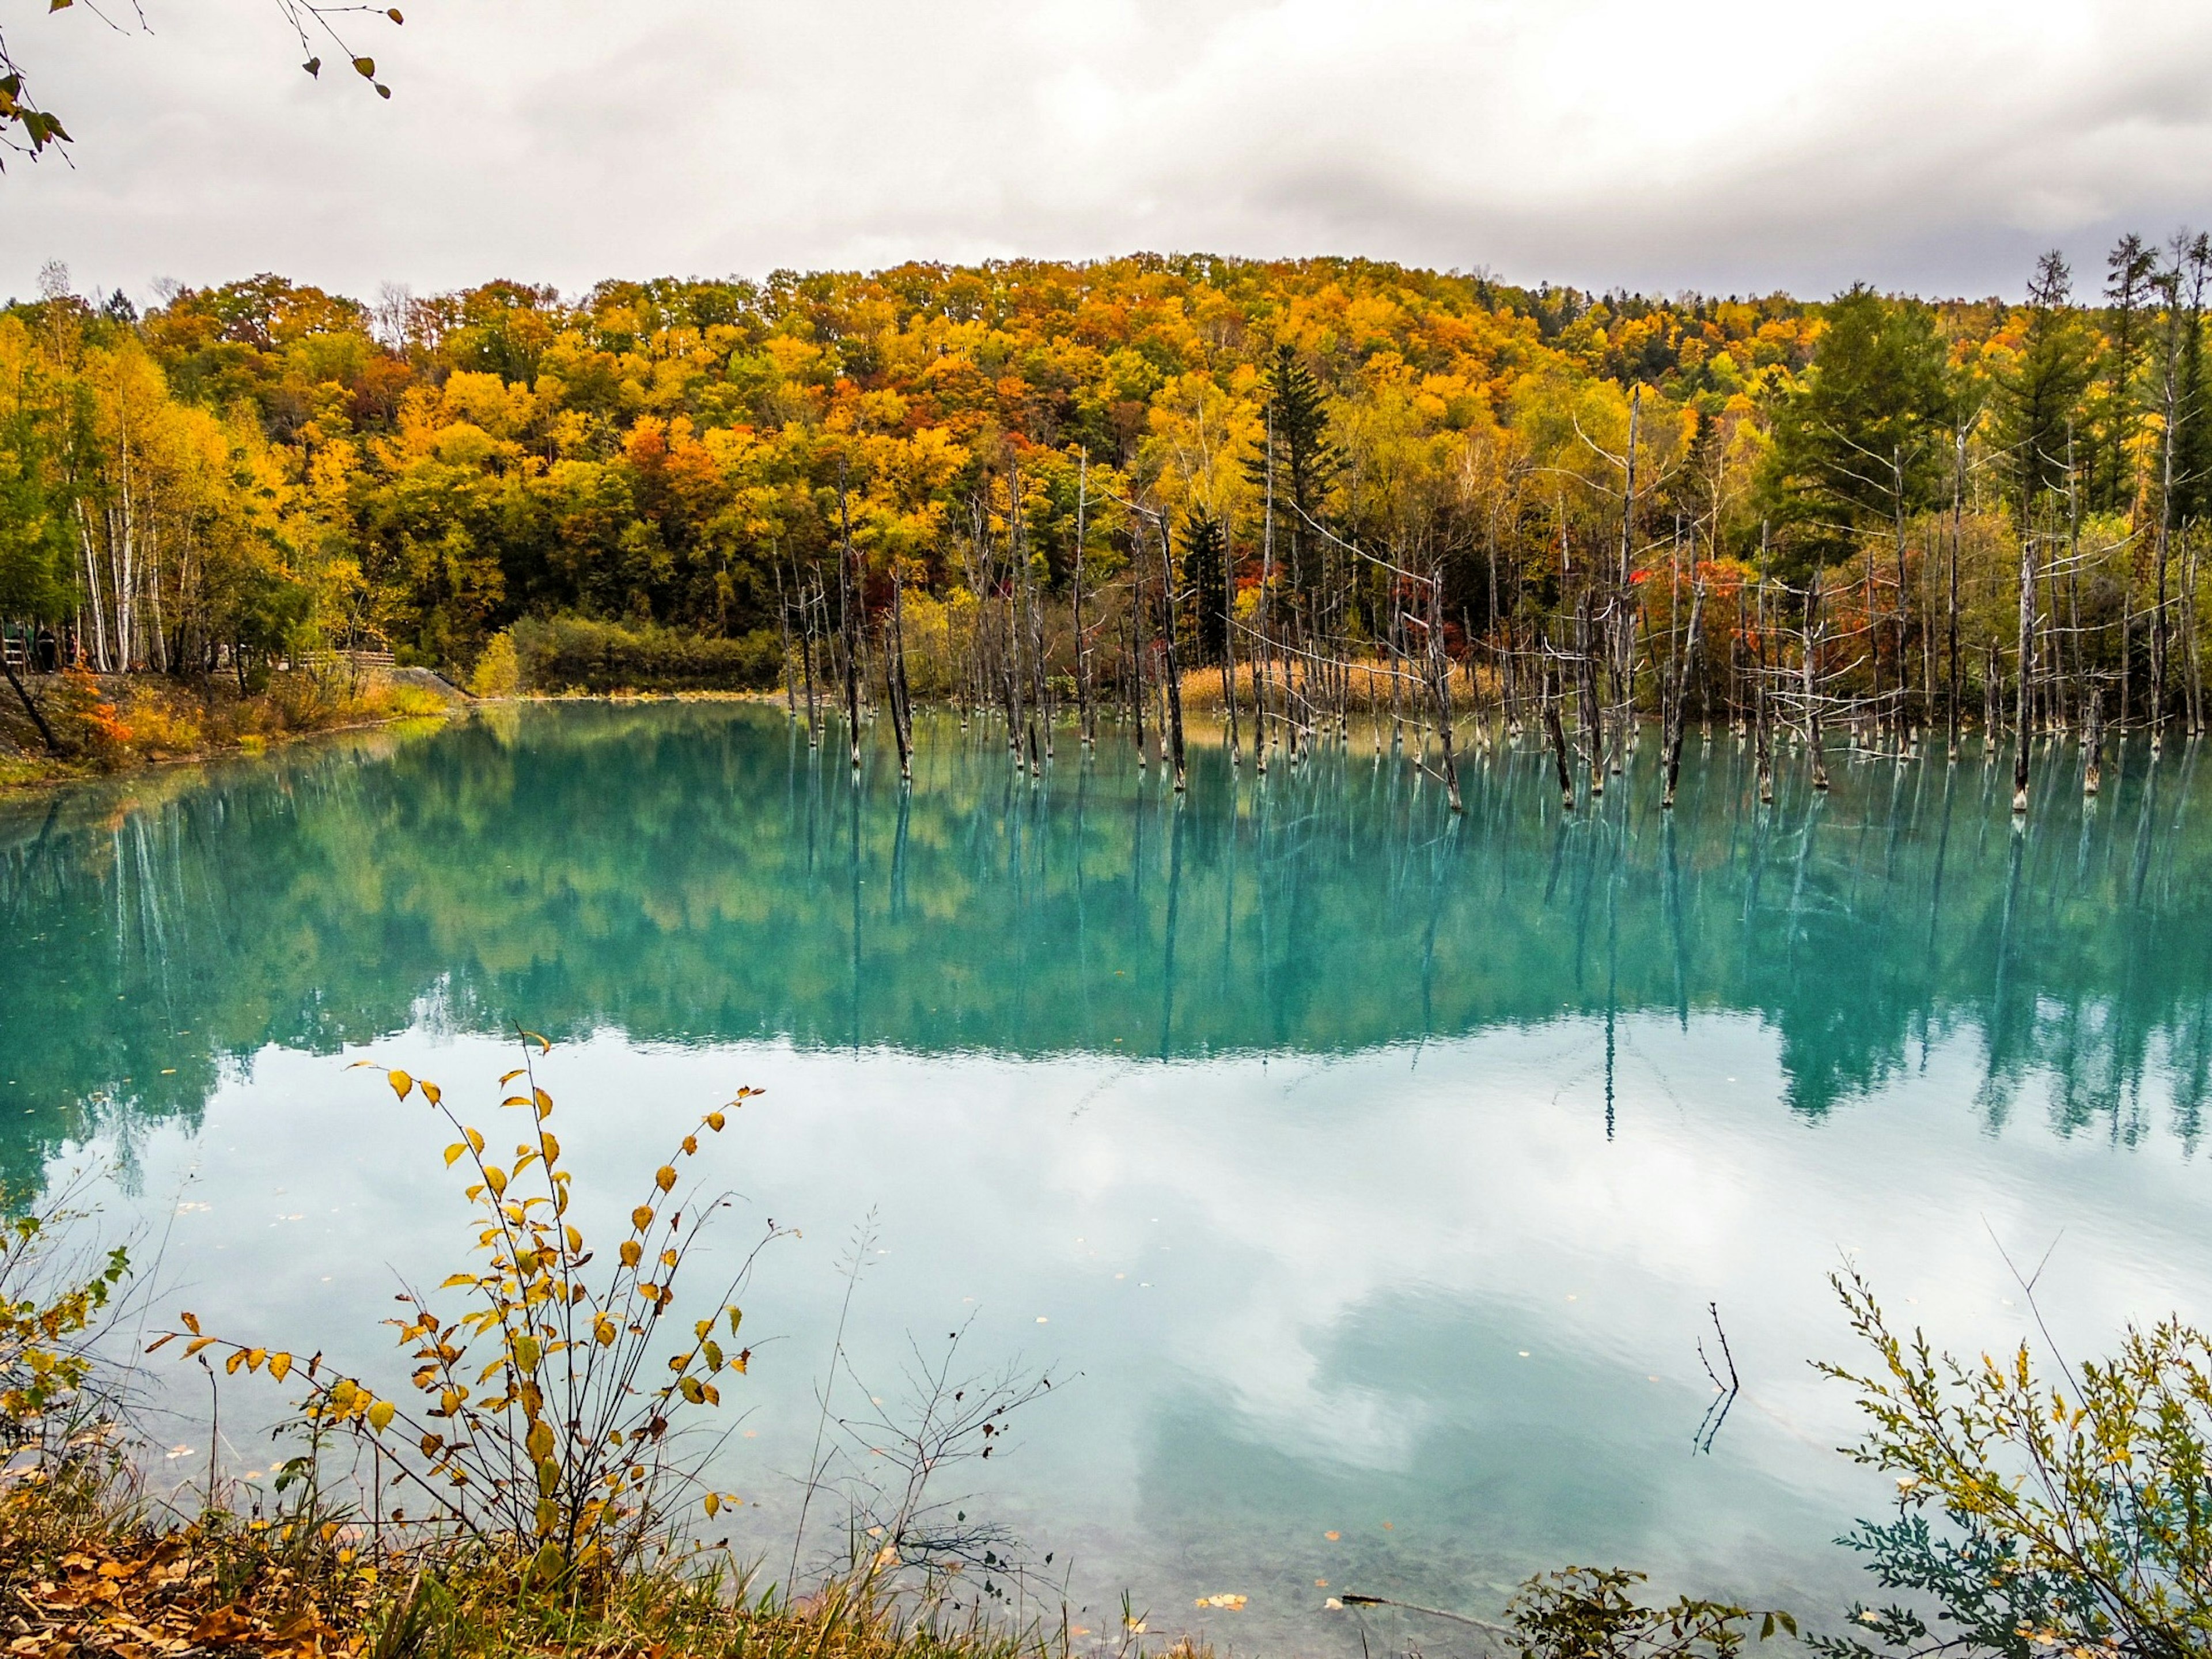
[620,1241,642,1268]
[681,1135,698,1157]
[533,1088,554,1118]
[422,1081,442,1107]
[704,1492,721,1517]
[368,1400,396,1434]
[655,1166,677,1193]
[465,1127,485,1155]
[564,1225,584,1253]
[484,1167,507,1197]
[181,1312,202,1335]
[632,1206,654,1232]
[389,1070,413,1100]
[225,1349,247,1374]
[540,1132,561,1166]
[184,1337,214,1357]
[499,1069,525,1086]
[245,1348,267,1372]
[706,1112,726,1132]
[445,1143,467,1167]
[527,1419,555,1461]
[269,1353,292,1382]
[594,1317,617,1345]
[440,1274,476,1290]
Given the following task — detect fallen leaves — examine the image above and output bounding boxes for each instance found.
[1,1524,369,1657]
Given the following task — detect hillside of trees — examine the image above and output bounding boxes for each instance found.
[3,245,2208,762]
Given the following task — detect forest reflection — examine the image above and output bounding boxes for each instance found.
[3,702,2209,1192]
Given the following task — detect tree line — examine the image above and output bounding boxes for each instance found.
[5,245,2211,806]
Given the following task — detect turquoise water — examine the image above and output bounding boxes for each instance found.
[6,703,2212,1648]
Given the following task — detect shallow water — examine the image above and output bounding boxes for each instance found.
[6,704,2212,1650]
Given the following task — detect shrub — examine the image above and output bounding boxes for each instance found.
[1504,1569,1796,1659]
[1816,1265,2212,1659]
[47,670,132,767]
[471,630,521,697]
[151,1039,777,1582]
[0,1200,129,1449]
[511,616,781,694]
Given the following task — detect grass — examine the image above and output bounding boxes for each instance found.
[0,668,461,794]
[0,1459,1104,1659]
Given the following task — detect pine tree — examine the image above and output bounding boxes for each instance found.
[1179,512,1229,665]
[2000,251,2094,514]
[2098,234,2157,514]
[1243,343,1341,605]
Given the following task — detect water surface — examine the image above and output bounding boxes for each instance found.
[6,705,2212,1650]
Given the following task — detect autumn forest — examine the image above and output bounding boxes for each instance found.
[5,243,2211,803]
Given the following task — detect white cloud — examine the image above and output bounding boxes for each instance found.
[9,0,2212,305]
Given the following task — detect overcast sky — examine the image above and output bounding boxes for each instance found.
[9,0,2212,308]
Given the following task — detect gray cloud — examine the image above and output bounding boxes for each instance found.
[10,0,2212,305]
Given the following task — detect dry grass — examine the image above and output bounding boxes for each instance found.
[0,1459,1145,1659]
[0,669,459,794]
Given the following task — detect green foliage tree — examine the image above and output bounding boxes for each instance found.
[1998,252,2095,514]
[1760,285,1950,570]
[2096,233,2158,514]
[1179,510,1229,663]
[1245,342,1342,600]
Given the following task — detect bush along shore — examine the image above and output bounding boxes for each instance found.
[3,1043,2211,1657]
[0,662,464,793]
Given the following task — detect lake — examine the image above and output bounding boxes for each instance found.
[5,701,2212,1652]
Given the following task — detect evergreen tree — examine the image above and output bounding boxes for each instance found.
[1999,251,2094,515]
[2097,233,2157,514]
[2169,236,2212,527]
[1244,342,1340,604]
[1760,284,1950,569]
[1179,511,1229,664]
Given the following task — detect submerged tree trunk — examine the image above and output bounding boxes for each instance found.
[1804,571,1830,792]
[838,469,862,772]
[1156,517,1187,792]
[1662,576,1705,809]
[1073,453,1095,748]
[1427,565,1463,814]
[1544,661,1575,811]
[2084,686,2104,797]
[2013,537,2035,815]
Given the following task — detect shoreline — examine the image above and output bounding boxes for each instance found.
[0,670,469,800]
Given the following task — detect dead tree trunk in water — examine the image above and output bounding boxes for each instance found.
[1662,575,1705,809]
[2084,686,2103,797]
[1804,571,1830,791]
[1426,565,1463,813]
[1577,591,1605,796]
[1156,516,1187,792]
[888,566,914,783]
[775,558,798,725]
[1948,421,1968,762]
[799,563,821,747]
[1073,453,1095,748]
[2013,536,2035,815]
[1128,564,1146,768]
[1544,660,1575,810]
[837,472,861,771]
